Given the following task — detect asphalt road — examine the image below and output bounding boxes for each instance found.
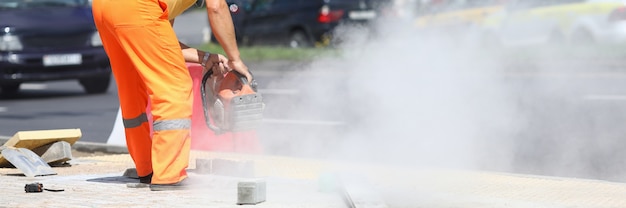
[0,79,118,142]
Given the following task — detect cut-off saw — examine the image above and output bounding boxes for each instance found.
[200,68,265,134]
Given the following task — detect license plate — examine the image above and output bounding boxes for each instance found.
[43,54,82,66]
[349,10,376,20]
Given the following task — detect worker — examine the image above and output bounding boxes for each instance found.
[92,0,252,191]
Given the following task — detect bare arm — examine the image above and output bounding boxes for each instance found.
[205,0,251,80]
[179,40,205,65]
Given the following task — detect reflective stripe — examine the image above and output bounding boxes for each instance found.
[123,113,148,128]
[153,119,191,131]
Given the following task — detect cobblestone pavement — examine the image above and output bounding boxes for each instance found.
[4,150,626,208]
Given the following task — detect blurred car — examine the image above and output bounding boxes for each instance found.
[479,0,626,47]
[414,0,505,32]
[0,0,111,95]
[219,0,381,48]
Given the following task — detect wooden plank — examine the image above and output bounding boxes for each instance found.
[3,129,82,149]
[0,129,81,166]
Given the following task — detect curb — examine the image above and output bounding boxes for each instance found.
[72,141,128,154]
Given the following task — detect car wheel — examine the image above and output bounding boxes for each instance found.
[210,34,218,44]
[289,30,311,48]
[1,83,20,96]
[241,35,253,47]
[80,74,111,94]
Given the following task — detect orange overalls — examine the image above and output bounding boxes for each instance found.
[92,0,193,184]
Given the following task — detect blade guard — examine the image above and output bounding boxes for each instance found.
[201,70,265,135]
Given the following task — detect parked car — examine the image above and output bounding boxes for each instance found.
[479,0,626,47]
[218,0,382,48]
[415,0,505,30]
[0,0,111,95]
[413,0,505,44]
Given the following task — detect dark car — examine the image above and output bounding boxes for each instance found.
[0,0,111,95]
[221,0,381,48]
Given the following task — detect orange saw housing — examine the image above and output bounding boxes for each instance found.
[202,70,265,134]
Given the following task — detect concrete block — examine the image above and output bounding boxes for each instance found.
[0,147,56,176]
[195,158,255,177]
[123,168,139,179]
[237,178,266,205]
[31,141,73,166]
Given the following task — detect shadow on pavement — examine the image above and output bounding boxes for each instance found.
[87,175,136,184]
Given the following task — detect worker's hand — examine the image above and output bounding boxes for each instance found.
[227,59,253,82]
[211,62,227,78]
[202,53,229,75]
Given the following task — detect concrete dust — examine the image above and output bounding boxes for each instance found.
[260,0,626,199]
[263,3,518,171]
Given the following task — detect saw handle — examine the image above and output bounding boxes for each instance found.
[232,70,248,85]
[201,69,222,134]
[205,68,257,92]
[231,70,258,92]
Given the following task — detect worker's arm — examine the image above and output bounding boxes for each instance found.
[205,0,252,81]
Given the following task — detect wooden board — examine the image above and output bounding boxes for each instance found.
[0,129,82,166]
[3,129,82,149]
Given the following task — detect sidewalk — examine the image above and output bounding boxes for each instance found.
[1,151,346,208]
[3,150,626,207]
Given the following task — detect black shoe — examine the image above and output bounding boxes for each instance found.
[138,173,152,184]
[149,178,192,191]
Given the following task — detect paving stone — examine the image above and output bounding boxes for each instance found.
[32,141,73,166]
[2,151,626,207]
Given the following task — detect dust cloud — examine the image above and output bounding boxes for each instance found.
[259,0,626,184]
[310,22,520,171]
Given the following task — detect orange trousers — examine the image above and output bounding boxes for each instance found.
[92,0,192,184]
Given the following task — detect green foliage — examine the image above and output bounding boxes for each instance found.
[196,43,337,61]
